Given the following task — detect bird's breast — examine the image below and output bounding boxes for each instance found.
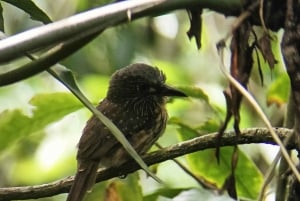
[77,99,168,167]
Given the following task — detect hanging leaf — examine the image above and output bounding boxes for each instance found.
[187,8,202,49]
[256,33,278,69]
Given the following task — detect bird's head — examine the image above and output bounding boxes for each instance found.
[107,63,186,105]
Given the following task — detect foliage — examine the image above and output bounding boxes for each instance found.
[0,0,295,201]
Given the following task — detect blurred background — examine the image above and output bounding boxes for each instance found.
[0,0,290,200]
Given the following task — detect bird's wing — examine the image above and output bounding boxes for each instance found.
[76,99,121,163]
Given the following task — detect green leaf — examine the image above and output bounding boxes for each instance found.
[176,85,209,102]
[153,60,192,85]
[1,0,52,23]
[12,154,76,184]
[144,188,188,201]
[86,173,143,201]
[169,117,219,135]
[195,118,220,134]
[84,181,108,201]
[169,117,199,137]
[0,109,31,152]
[267,73,290,107]
[187,148,262,199]
[29,92,83,128]
[114,173,143,201]
[81,74,110,102]
[0,92,83,153]
[177,125,263,199]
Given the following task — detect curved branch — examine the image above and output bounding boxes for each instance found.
[0,0,243,86]
[0,32,99,86]
[0,127,294,201]
[0,0,243,63]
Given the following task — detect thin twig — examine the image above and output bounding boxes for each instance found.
[259,0,268,31]
[258,92,295,201]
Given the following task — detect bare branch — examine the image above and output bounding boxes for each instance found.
[0,127,294,201]
[0,0,243,63]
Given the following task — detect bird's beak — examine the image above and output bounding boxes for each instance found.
[161,85,187,97]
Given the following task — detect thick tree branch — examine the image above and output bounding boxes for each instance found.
[0,0,286,86]
[0,32,99,86]
[0,0,244,87]
[0,127,294,201]
[0,0,243,63]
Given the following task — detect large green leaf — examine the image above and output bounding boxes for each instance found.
[1,0,52,23]
[176,125,263,199]
[0,92,83,152]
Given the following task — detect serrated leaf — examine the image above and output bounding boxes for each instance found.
[177,126,263,199]
[267,73,290,107]
[1,0,52,23]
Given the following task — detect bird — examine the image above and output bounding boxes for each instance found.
[66,63,186,201]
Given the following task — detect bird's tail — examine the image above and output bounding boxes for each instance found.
[66,161,99,201]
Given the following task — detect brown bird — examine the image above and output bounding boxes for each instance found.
[66,63,186,201]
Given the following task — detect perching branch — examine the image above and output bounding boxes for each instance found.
[0,127,294,201]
